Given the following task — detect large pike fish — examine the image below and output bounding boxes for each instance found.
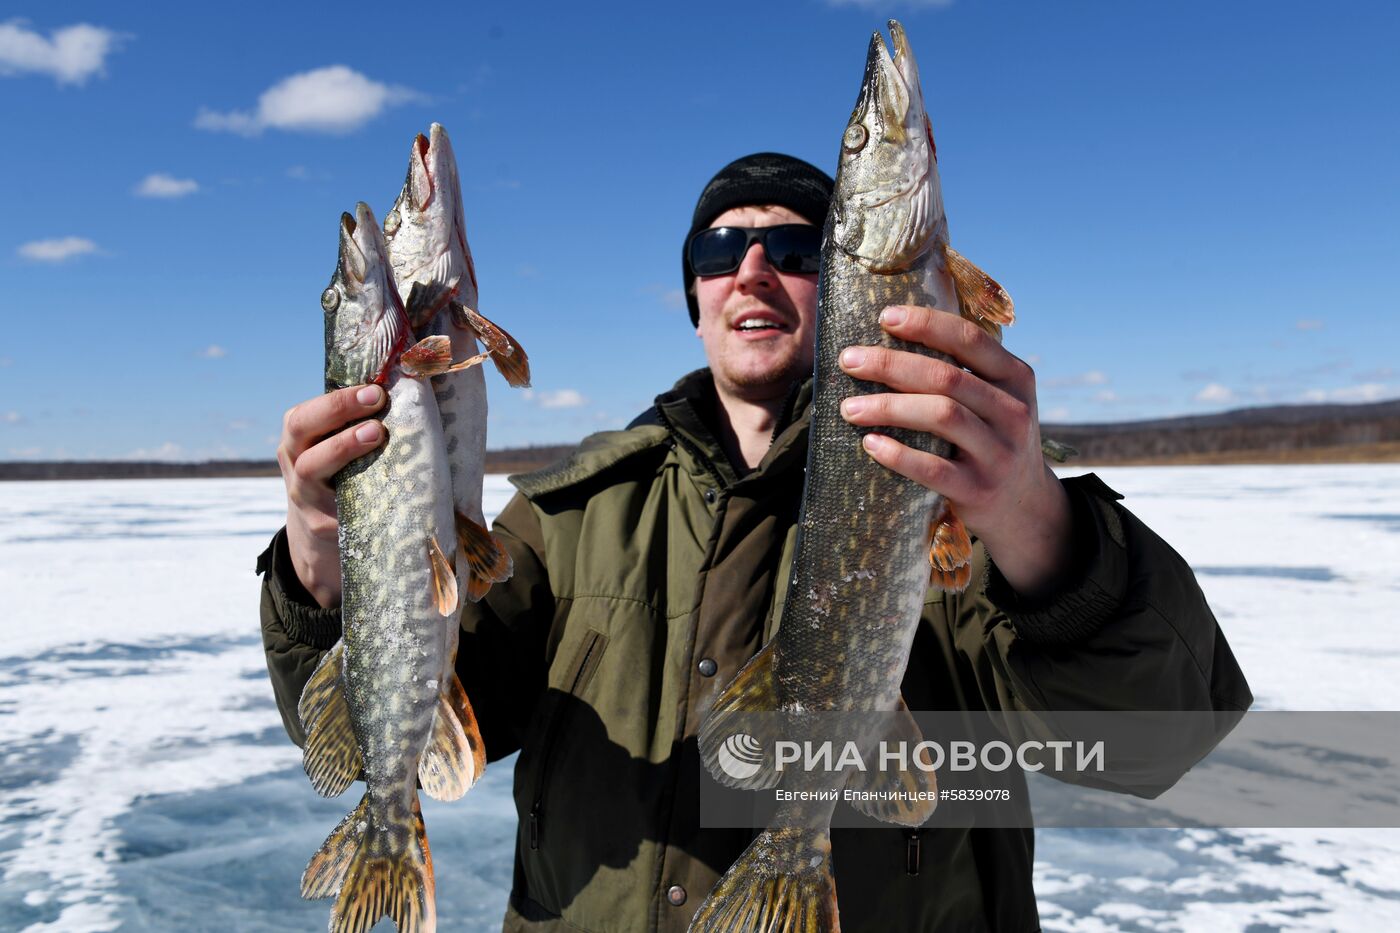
[693,21,1014,932]
[384,122,529,604]
[298,202,489,933]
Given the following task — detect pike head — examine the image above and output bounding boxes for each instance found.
[322,202,410,390]
[831,21,946,274]
[383,122,478,327]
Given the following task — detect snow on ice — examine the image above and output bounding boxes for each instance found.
[0,466,1397,931]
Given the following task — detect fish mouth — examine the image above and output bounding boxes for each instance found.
[852,22,929,210]
[410,132,436,212]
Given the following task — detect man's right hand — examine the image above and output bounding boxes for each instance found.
[277,385,387,608]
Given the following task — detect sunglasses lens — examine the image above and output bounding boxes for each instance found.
[764,225,822,274]
[689,228,747,276]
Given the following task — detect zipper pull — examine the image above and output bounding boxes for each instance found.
[905,829,922,876]
[529,804,541,850]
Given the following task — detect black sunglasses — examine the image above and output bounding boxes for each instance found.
[687,224,823,277]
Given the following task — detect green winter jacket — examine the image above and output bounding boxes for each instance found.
[259,368,1252,932]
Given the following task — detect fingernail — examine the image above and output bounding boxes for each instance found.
[862,434,886,453]
[842,397,866,417]
[356,386,382,406]
[880,307,906,326]
[355,422,381,443]
[841,347,866,368]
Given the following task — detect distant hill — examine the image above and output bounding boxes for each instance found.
[1041,398,1400,465]
[0,445,579,481]
[3,400,1398,480]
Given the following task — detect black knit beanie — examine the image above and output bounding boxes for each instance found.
[682,152,834,327]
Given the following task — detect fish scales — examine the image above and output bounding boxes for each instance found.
[385,123,522,608]
[692,20,1014,933]
[298,201,484,933]
[338,371,450,791]
[779,254,954,711]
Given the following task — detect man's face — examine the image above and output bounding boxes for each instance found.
[694,205,819,401]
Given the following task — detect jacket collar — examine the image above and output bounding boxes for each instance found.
[653,368,812,491]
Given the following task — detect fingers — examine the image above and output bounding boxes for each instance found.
[280,385,386,462]
[859,433,972,503]
[292,420,385,489]
[277,384,387,511]
[841,392,1000,464]
[839,345,1033,441]
[876,305,1035,391]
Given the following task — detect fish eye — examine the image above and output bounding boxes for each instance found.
[843,124,868,152]
[383,210,401,235]
[320,287,341,312]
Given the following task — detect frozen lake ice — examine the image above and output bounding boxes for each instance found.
[1,465,1398,931]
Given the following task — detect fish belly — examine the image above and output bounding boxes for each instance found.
[336,371,456,801]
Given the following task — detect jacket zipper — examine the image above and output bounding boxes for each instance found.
[529,630,605,850]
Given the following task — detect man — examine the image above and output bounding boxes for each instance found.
[260,153,1252,931]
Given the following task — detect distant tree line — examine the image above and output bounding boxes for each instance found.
[3,401,1398,480]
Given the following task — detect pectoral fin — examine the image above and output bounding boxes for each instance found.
[929,501,973,592]
[945,245,1014,329]
[401,335,490,378]
[452,303,532,388]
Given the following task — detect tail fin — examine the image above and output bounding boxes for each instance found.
[302,792,437,933]
[689,828,839,933]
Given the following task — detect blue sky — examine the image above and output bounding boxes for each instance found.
[2,1,1397,460]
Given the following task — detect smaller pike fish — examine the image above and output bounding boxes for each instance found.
[692,21,1014,933]
[299,202,490,933]
[385,122,529,603]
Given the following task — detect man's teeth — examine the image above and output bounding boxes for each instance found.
[737,320,779,330]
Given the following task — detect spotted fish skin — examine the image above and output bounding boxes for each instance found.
[692,21,1015,933]
[301,202,460,933]
[384,123,519,611]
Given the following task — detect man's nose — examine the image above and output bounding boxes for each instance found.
[734,241,775,292]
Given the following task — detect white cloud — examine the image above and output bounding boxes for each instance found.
[0,20,125,85]
[135,173,198,198]
[1296,319,1324,331]
[1194,383,1235,403]
[1044,370,1108,389]
[195,66,417,136]
[7,446,42,458]
[1092,390,1117,403]
[1043,406,1071,422]
[286,165,308,179]
[17,236,98,262]
[3,411,23,424]
[1300,383,1394,404]
[522,388,587,410]
[198,345,227,359]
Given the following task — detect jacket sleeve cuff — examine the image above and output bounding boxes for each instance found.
[984,472,1130,645]
[256,527,343,650]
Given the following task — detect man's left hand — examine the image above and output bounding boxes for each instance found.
[837,304,1075,599]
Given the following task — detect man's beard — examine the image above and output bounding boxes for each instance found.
[718,344,811,396]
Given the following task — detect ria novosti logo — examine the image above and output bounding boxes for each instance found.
[717,733,764,781]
